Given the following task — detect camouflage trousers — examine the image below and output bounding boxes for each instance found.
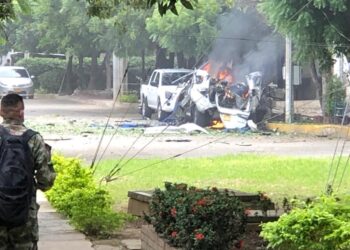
[0,201,39,250]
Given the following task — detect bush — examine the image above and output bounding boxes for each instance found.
[145,182,247,250]
[16,57,66,93]
[325,76,346,117]
[119,92,139,103]
[46,154,131,237]
[260,195,350,250]
[38,69,65,93]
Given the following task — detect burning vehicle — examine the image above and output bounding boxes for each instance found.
[166,63,274,130]
[214,71,269,129]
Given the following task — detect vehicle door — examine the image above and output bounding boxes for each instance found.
[148,71,160,108]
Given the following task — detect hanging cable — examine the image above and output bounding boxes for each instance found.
[105,129,145,179]
[105,124,171,181]
[90,64,129,171]
[336,152,350,192]
[104,81,350,182]
[325,101,349,192]
[94,102,134,170]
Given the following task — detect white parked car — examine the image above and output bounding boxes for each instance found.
[0,66,34,99]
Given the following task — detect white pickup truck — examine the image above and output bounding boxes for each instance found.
[140,68,192,121]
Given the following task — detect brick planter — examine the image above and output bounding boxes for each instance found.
[141,225,179,250]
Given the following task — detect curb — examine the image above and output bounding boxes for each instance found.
[266,122,350,138]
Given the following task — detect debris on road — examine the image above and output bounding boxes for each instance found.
[143,123,209,135]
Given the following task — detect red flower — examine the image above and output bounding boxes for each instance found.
[234,240,244,249]
[171,231,177,238]
[170,207,177,217]
[196,199,207,206]
[195,233,205,240]
[244,208,252,216]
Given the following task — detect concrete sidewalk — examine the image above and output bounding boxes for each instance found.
[37,191,94,250]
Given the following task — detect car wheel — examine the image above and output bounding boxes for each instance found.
[141,98,152,119]
[192,105,210,127]
[157,101,169,121]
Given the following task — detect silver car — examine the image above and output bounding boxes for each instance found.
[0,66,34,99]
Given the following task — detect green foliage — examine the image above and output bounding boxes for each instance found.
[119,92,139,103]
[146,0,221,59]
[38,69,65,93]
[258,0,350,70]
[325,76,345,116]
[0,0,15,21]
[46,154,129,237]
[16,57,66,93]
[85,0,198,17]
[69,188,127,237]
[145,182,246,250]
[261,195,350,250]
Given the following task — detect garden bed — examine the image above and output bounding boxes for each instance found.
[141,224,267,250]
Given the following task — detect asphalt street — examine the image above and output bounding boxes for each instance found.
[20,94,350,161]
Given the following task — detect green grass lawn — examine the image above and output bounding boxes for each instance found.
[93,154,350,211]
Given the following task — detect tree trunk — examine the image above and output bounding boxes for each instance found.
[168,52,175,68]
[77,55,85,89]
[177,52,186,68]
[155,46,167,69]
[105,52,112,90]
[188,56,196,69]
[58,55,74,95]
[309,61,323,113]
[141,49,146,81]
[155,46,175,68]
[88,51,99,90]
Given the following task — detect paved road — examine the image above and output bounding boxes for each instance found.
[21,94,350,160]
[24,94,140,121]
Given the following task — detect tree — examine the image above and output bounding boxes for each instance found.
[146,0,222,68]
[83,0,199,17]
[17,0,119,92]
[109,3,153,80]
[258,0,350,108]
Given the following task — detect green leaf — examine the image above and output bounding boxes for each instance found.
[147,0,157,8]
[170,4,179,15]
[158,3,167,16]
[180,0,194,10]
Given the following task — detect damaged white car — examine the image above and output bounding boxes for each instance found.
[167,68,273,130]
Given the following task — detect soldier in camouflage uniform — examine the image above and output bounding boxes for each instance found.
[0,93,56,250]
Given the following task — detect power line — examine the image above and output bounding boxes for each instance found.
[336,152,350,192]
[105,124,171,181]
[156,32,350,49]
[326,101,350,192]
[94,102,135,169]
[104,81,350,182]
[322,11,350,43]
[104,130,144,179]
[90,64,129,172]
[287,0,313,23]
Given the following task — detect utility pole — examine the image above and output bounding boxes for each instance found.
[285,35,294,123]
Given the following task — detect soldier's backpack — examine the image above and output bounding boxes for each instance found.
[0,126,37,227]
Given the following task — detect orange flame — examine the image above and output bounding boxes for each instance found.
[201,62,234,83]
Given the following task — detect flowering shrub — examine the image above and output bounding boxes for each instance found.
[145,182,247,250]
